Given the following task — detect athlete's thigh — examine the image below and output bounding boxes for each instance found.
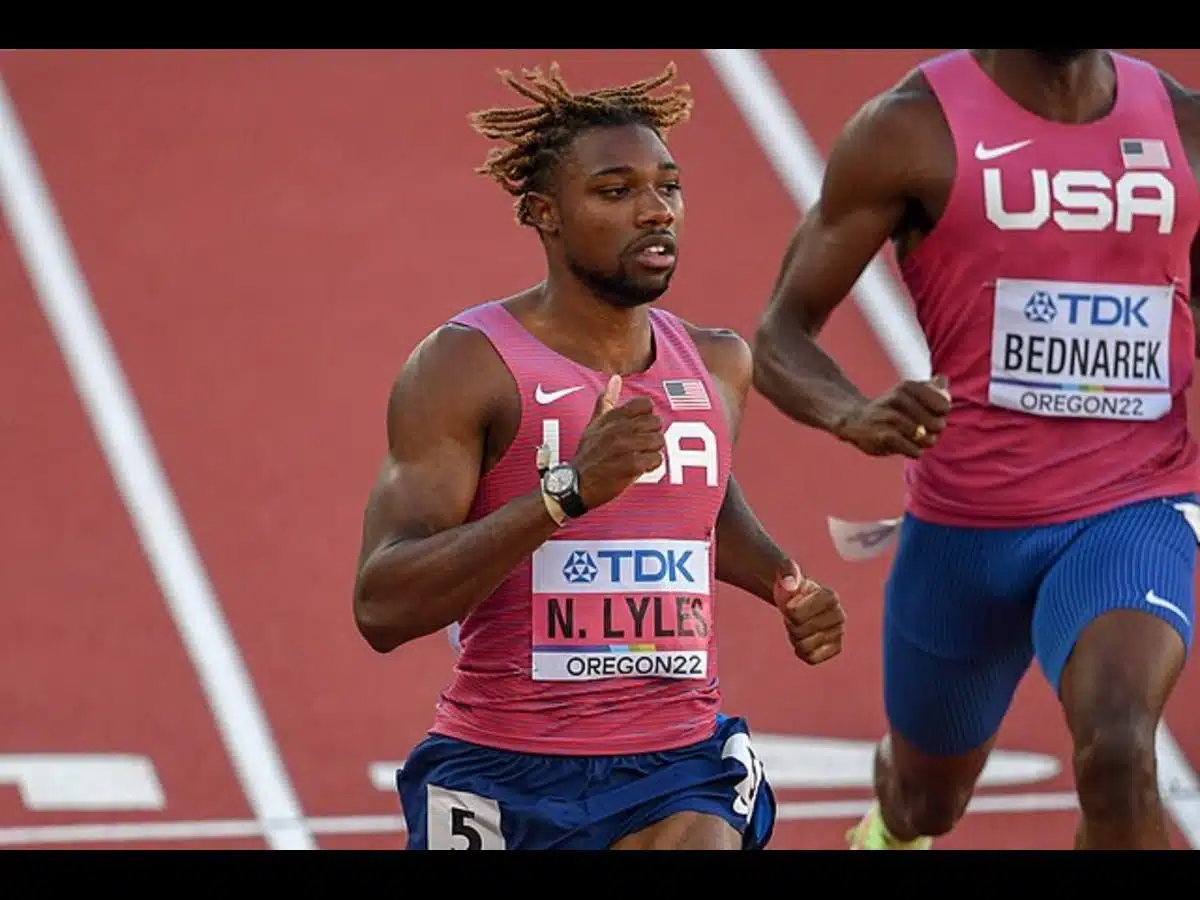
[609,811,740,850]
[883,514,1037,757]
[1033,494,1197,696]
[607,714,777,850]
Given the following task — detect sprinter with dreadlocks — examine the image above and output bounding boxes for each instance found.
[353,61,847,851]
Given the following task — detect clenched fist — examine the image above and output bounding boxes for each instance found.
[572,375,666,510]
[772,560,845,665]
[834,375,951,460]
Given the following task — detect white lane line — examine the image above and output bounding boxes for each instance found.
[0,790,1113,846]
[0,75,315,851]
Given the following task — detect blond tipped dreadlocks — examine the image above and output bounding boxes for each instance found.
[468,61,694,227]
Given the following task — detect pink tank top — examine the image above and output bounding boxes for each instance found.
[902,50,1200,527]
[429,300,731,755]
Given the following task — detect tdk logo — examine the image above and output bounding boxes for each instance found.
[561,551,598,584]
[534,539,712,594]
[1024,291,1057,324]
[1023,290,1150,328]
[594,547,695,585]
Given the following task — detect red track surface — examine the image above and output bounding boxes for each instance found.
[2,49,1199,850]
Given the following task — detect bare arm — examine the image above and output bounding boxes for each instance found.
[1191,238,1200,356]
[751,89,926,436]
[715,476,790,606]
[690,325,791,605]
[353,325,560,653]
[1182,92,1200,353]
[1162,75,1200,354]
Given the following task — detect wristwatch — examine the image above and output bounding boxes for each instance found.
[541,462,588,519]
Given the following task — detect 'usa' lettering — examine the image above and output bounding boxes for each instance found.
[984,168,1175,234]
[541,418,718,487]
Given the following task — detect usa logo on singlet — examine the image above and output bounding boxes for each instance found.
[983,137,1176,235]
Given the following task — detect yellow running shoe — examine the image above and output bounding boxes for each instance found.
[846,802,933,850]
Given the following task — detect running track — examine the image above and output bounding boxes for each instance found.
[2,49,1199,851]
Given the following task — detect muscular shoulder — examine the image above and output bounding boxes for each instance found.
[820,68,954,226]
[680,321,751,392]
[843,70,943,146]
[832,70,947,174]
[678,319,752,438]
[1159,71,1200,162]
[386,320,516,458]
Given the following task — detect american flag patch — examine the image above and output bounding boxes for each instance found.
[663,378,711,411]
[1120,138,1170,170]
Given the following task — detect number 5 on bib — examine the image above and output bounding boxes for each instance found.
[426,785,506,849]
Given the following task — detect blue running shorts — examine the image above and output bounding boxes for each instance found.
[883,493,1197,756]
[395,713,777,850]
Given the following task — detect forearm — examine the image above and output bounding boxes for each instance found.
[714,477,791,607]
[355,488,559,651]
[752,311,868,437]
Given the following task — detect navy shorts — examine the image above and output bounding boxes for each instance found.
[395,713,776,850]
[884,493,1197,757]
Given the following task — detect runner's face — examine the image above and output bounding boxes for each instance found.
[551,123,684,308]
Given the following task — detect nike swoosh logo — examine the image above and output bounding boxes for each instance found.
[534,385,584,404]
[1145,590,1192,628]
[974,139,1034,161]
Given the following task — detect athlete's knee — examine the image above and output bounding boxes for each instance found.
[1062,665,1160,822]
[890,780,971,837]
[1058,610,1185,822]
[876,733,983,837]
[1070,703,1159,819]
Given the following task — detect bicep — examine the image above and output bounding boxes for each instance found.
[1168,81,1200,327]
[766,96,916,335]
[357,331,491,569]
[358,441,481,570]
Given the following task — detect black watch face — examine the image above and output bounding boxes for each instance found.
[545,466,575,494]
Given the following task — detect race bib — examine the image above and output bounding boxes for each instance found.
[529,538,711,682]
[989,277,1173,421]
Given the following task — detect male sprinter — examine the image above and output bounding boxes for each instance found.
[751,49,1200,850]
[353,61,847,851]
